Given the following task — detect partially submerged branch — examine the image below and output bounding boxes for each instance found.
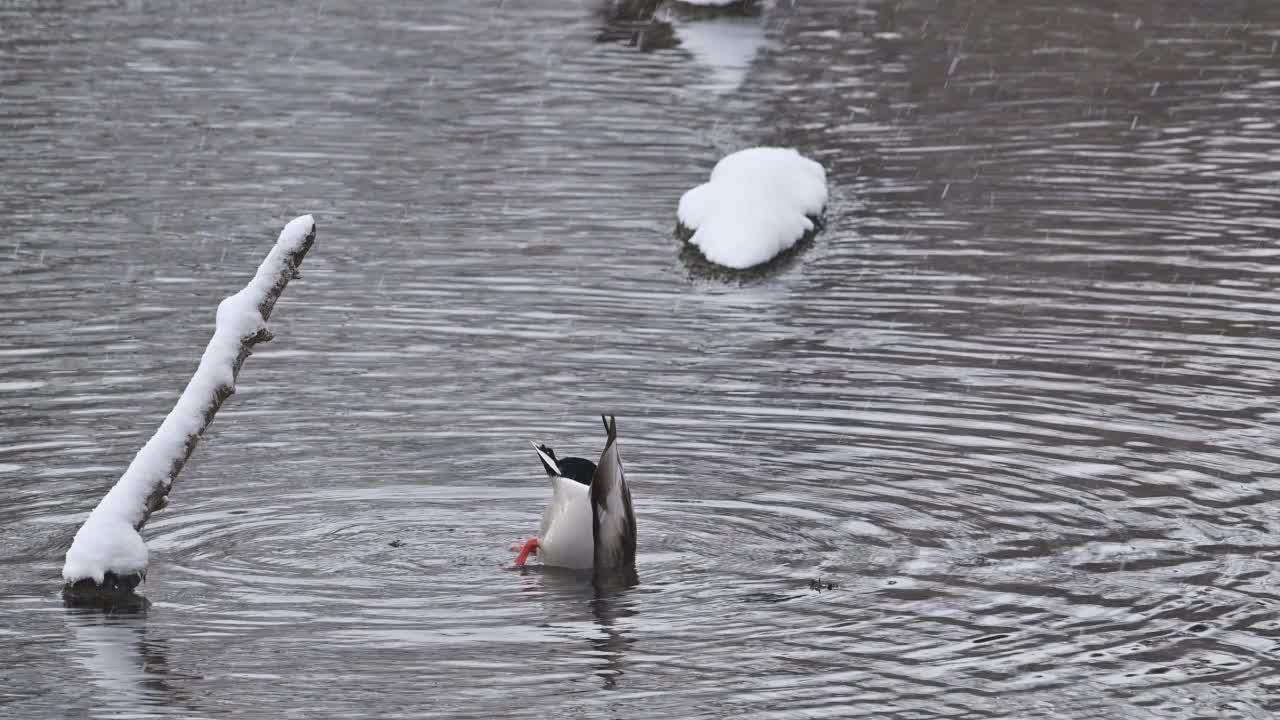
[62,215,317,606]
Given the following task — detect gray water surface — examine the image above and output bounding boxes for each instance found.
[3,1,1280,718]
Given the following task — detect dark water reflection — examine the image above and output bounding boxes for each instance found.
[3,0,1280,717]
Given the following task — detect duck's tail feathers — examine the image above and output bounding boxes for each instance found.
[591,422,636,569]
[530,441,562,478]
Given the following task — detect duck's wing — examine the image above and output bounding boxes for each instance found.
[590,415,637,569]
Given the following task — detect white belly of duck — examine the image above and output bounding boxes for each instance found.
[537,476,594,569]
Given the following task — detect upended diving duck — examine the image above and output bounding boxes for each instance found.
[513,416,637,572]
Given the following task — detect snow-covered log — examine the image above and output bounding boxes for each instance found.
[61,215,317,606]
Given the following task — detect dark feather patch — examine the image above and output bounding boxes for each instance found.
[557,457,597,486]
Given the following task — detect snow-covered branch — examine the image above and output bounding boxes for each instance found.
[62,214,317,605]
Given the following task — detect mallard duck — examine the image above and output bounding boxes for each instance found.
[513,416,637,571]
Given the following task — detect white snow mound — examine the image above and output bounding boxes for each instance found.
[62,214,314,585]
[678,147,827,269]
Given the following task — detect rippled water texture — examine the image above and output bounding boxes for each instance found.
[4,1,1280,717]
